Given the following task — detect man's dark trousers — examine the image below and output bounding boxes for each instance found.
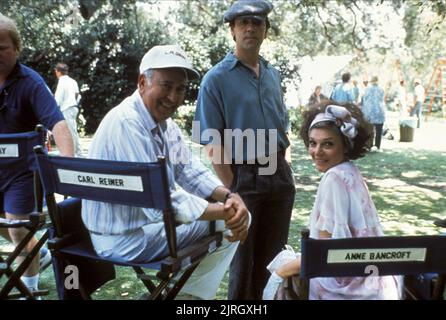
[228,153,295,300]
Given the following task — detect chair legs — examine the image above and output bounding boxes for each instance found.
[134,262,200,300]
[432,275,446,300]
[0,229,49,300]
[164,263,199,300]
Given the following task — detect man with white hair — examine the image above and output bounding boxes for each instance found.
[82,45,250,300]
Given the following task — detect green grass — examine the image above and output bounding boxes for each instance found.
[2,133,445,300]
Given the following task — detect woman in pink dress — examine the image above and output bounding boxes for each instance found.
[264,101,402,300]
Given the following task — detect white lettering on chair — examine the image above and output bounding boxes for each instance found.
[57,169,144,192]
[327,248,427,263]
[0,144,19,157]
[64,265,79,290]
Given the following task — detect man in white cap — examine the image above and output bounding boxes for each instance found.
[82,45,250,299]
[411,78,425,128]
[193,0,295,299]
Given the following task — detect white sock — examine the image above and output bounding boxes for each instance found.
[21,274,39,291]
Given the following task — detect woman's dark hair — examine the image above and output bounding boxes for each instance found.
[299,100,373,160]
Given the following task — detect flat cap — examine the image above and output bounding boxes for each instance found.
[223,0,273,23]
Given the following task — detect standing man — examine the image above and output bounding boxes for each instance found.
[82,45,250,300]
[193,0,295,299]
[0,14,73,294]
[54,62,82,157]
[361,76,386,151]
[330,72,355,104]
[411,78,425,128]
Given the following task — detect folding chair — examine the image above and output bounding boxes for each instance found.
[34,147,223,300]
[0,125,49,300]
[297,228,446,300]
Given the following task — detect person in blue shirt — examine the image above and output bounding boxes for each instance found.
[330,72,355,104]
[0,14,74,295]
[193,0,295,300]
[361,76,386,151]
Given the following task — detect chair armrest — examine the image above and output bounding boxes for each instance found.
[0,217,30,228]
[48,233,82,251]
[159,232,223,277]
[28,212,47,224]
[0,212,46,229]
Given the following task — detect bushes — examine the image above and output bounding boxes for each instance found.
[172,105,195,137]
[172,105,305,138]
[288,106,304,134]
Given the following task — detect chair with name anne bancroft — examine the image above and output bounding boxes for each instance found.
[33,146,223,300]
[293,229,446,300]
[0,125,49,300]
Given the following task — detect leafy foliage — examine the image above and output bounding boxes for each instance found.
[1,0,445,133]
[1,0,171,133]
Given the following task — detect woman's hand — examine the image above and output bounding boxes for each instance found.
[275,257,301,278]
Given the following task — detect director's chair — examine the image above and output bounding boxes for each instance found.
[34,147,223,300]
[296,229,446,300]
[0,125,49,300]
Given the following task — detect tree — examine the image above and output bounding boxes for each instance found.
[1,0,171,133]
[2,0,445,133]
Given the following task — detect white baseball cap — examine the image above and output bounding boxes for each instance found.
[139,45,200,80]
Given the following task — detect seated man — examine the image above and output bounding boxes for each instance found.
[82,45,250,300]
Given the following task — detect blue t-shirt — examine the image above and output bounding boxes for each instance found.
[361,84,385,124]
[0,62,64,133]
[1,62,64,186]
[193,53,289,162]
[330,83,355,104]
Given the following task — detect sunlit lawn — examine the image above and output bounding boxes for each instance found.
[2,129,445,300]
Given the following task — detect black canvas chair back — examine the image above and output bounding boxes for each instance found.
[34,148,223,299]
[298,229,446,300]
[0,125,48,300]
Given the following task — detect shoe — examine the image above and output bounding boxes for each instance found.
[39,247,52,272]
[370,146,378,152]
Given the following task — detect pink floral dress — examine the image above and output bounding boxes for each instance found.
[308,161,402,300]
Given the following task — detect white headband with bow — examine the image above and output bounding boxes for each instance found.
[309,105,358,147]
